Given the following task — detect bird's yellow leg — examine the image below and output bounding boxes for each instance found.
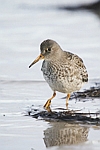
[66,93,70,108]
[44,92,56,110]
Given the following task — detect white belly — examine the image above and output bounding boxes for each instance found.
[43,74,83,94]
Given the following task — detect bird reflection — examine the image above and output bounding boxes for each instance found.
[43,122,88,147]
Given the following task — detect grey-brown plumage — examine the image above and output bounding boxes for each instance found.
[29,39,88,111]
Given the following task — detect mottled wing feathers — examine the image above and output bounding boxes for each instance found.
[64,51,88,83]
[73,54,88,82]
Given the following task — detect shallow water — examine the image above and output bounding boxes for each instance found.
[0,0,100,150]
[0,80,100,150]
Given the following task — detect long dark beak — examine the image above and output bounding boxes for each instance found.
[29,54,44,68]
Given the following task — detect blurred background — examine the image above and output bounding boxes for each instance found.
[0,1,100,149]
[0,0,100,81]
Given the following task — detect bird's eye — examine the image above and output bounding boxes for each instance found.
[48,48,51,52]
[45,48,51,53]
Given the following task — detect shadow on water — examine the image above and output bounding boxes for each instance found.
[59,0,100,19]
[43,122,88,147]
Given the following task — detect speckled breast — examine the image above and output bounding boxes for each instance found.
[41,60,83,93]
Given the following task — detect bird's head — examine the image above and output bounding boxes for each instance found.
[29,39,61,68]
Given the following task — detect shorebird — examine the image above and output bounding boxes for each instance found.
[29,39,88,111]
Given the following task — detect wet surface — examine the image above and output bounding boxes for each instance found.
[0,0,100,150]
[28,109,100,125]
[0,80,100,150]
[26,83,100,125]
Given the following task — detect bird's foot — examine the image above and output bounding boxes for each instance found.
[44,106,52,112]
[44,100,52,112]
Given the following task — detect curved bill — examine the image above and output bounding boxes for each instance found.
[29,54,44,68]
